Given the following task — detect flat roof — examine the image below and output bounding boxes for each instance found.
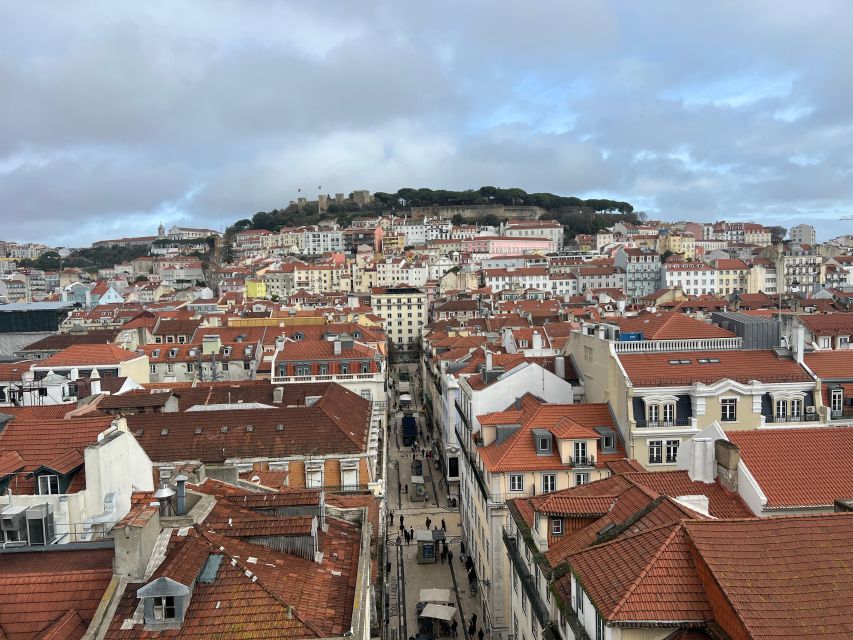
[0,302,76,312]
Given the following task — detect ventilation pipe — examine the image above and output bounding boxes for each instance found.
[90,369,101,396]
[273,387,284,404]
[532,331,543,350]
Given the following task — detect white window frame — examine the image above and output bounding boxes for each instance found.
[552,518,563,535]
[648,439,663,465]
[721,397,737,422]
[538,436,550,452]
[575,472,589,486]
[831,389,843,413]
[665,439,680,464]
[509,474,524,492]
[541,473,556,494]
[38,474,60,495]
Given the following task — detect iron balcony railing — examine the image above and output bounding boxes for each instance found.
[568,456,595,468]
[765,413,819,423]
[634,417,693,428]
[502,529,550,628]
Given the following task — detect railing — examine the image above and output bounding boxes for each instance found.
[271,372,385,384]
[503,529,551,628]
[614,337,742,353]
[830,407,853,420]
[764,413,819,424]
[568,456,595,468]
[455,426,489,502]
[634,418,694,428]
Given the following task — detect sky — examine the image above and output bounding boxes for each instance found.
[1,1,852,247]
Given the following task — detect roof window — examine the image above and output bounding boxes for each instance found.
[160,428,169,436]
[220,426,228,433]
[276,423,284,431]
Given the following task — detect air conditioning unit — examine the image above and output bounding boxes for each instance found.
[806,406,816,414]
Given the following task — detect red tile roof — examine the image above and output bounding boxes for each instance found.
[804,350,853,379]
[619,349,813,386]
[685,514,853,639]
[614,312,735,340]
[565,522,713,623]
[0,548,114,640]
[798,312,853,336]
[727,427,853,509]
[478,400,621,472]
[35,344,140,368]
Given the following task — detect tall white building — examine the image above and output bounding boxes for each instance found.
[789,224,817,245]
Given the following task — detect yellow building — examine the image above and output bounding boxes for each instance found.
[244,278,267,299]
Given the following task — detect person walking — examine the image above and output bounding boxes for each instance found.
[468,621,476,638]
[447,549,453,564]
[409,525,414,540]
[470,614,477,630]
[440,547,445,564]
[478,628,484,640]
[400,514,405,529]
[450,619,458,638]
[441,518,447,532]
[425,517,432,529]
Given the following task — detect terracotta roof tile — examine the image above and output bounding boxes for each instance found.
[36,344,141,367]
[614,312,735,340]
[619,349,813,386]
[727,427,853,509]
[804,350,853,379]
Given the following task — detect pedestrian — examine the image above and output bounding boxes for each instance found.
[447,549,453,563]
[426,517,432,529]
[468,623,476,638]
[460,541,465,555]
[441,518,446,531]
[478,629,484,640]
[400,514,404,528]
[409,526,414,540]
[440,548,445,564]
[400,523,405,534]
[470,614,477,631]
[388,510,394,525]
[404,484,408,494]
[405,530,410,545]
[450,619,458,638]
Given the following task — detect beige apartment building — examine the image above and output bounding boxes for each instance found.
[370,286,427,358]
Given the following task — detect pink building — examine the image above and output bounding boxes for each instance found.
[461,236,555,256]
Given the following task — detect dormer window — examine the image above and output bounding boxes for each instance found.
[538,437,549,452]
[37,474,60,495]
[153,596,176,621]
[223,346,231,356]
[137,577,190,628]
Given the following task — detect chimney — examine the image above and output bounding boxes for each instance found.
[90,369,101,396]
[175,474,188,516]
[795,324,805,363]
[554,356,566,380]
[273,387,284,404]
[714,439,740,492]
[532,331,543,350]
[674,495,710,517]
[333,339,342,356]
[689,437,715,483]
[69,367,79,382]
[485,350,493,371]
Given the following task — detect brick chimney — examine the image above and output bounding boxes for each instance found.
[715,439,740,492]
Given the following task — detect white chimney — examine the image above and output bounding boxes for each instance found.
[532,331,543,350]
[333,340,342,356]
[485,350,493,371]
[90,369,101,396]
[688,437,716,483]
[69,367,79,382]
[554,356,566,380]
[795,325,805,363]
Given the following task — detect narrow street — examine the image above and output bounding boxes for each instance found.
[385,363,480,640]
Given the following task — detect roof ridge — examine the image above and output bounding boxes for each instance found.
[608,522,686,618]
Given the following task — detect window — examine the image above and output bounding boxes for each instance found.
[662,403,675,424]
[538,437,550,452]
[721,398,737,422]
[166,336,174,343]
[513,571,519,594]
[150,364,157,374]
[575,473,589,486]
[319,363,329,375]
[541,474,556,494]
[340,363,349,374]
[361,362,370,373]
[152,596,176,621]
[596,612,605,640]
[575,578,584,613]
[665,439,680,464]
[509,474,524,492]
[600,434,615,451]
[775,399,787,418]
[360,390,371,400]
[166,363,175,374]
[647,403,660,424]
[295,364,310,376]
[187,362,194,373]
[648,440,663,465]
[573,441,587,461]
[38,474,60,495]
[790,398,802,417]
[831,389,843,413]
[552,518,563,535]
[221,362,229,372]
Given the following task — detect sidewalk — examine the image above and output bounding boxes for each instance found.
[385,364,482,640]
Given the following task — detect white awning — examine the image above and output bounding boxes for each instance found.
[420,604,456,621]
[419,589,452,603]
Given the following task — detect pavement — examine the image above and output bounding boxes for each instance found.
[385,363,482,640]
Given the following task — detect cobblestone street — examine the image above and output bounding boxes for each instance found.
[385,364,482,640]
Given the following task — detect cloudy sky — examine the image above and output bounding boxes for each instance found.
[2,1,852,246]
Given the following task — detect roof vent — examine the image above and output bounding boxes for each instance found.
[276,424,284,431]
[246,425,254,432]
[194,426,203,435]
[220,426,228,433]
[160,428,169,436]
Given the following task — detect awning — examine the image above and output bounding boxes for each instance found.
[419,589,452,603]
[399,394,413,402]
[420,604,456,621]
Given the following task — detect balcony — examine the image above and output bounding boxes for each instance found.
[270,371,385,384]
[502,529,550,628]
[764,412,820,424]
[614,336,742,353]
[831,407,853,420]
[568,455,595,468]
[455,425,489,502]
[634,417,694,428]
